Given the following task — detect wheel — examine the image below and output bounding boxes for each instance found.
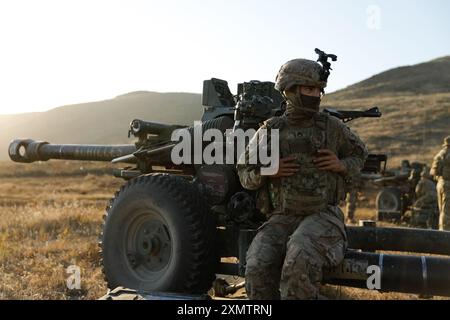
[376,187,402,213]
[100,174,218,294]
[376,187,403,221]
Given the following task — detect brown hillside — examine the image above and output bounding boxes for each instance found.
[0,92,203,160]
[329,56,450,100]
[322,93,450,166]
[323,56,450,167]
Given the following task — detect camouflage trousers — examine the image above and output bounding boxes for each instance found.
[437,179,450,231]
[245,206,347,300]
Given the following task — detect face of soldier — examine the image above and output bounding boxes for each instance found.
[297,85,322,98]
[283,85,323,121]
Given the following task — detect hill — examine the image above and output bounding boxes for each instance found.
[0,92,203,160]
[329,56,450,100]
[322,56,450,166]
[0,56,449,165]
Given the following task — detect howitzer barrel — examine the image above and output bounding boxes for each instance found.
[374,174,409,185]
[324,251,450,297]
[347,226,450,256]
[233,227,450,296]
[130,119,186,137]
[9,139,136,163]
[330,227,450,296]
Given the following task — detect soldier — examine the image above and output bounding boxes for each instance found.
[345,173,363,224]
[431,136,450,231]
[237,56,368,300]
[400,160,412,175]
[411,168,438,229]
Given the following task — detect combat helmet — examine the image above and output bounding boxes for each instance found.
[420,166,431,179]
[275,59,327,93]
[275,48,337,93]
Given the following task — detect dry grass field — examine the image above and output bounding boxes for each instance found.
[0,160,448,300]
[0,161,123,299]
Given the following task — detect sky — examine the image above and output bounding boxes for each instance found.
[0,0,449,114]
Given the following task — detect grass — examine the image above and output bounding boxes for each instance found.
[0,166,123,299]
[0,161,448,300]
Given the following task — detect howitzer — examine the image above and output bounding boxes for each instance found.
[8,78,450,299]
[10,116,234,177]
[373,161,428,223]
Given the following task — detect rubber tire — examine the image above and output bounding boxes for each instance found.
[100,173,218,294]
[376,187,402,213]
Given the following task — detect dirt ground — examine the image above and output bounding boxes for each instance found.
[0,161,447,300]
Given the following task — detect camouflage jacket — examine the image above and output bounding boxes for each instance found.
[414,177,437,208]
[415,178,437,200]
[431,147,450,181]
[237,112,368,216]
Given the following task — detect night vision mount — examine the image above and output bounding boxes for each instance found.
[315,48,337,82]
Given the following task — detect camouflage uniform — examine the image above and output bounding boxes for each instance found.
[345,173,363,223]
[411,170,438,229]
[431,136,450,231]
[237,58,368,300]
